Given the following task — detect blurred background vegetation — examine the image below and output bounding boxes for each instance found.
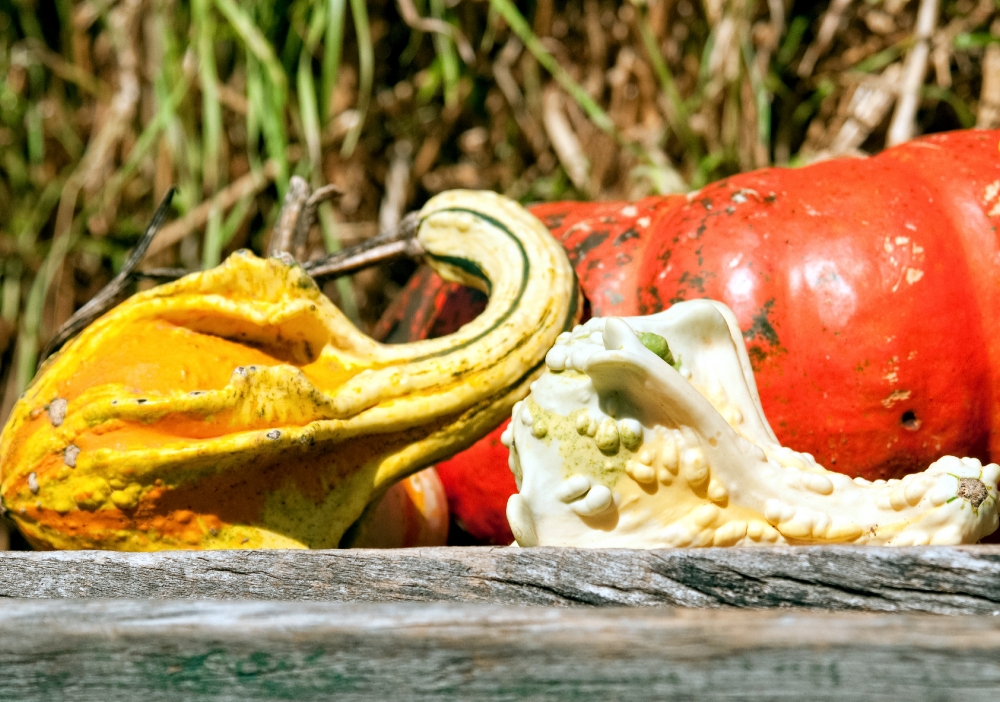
[0,0,997,425]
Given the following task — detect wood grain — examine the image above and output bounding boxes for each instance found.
[1,599,999,701]
[3,545,1000,613]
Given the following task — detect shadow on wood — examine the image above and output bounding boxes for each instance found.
[1,600,999,701]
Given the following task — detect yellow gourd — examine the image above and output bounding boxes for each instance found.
[0,191,578,550]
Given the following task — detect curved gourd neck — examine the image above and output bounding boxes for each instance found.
[375,190,577,363]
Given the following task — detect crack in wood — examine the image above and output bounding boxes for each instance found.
[2,546,1000,613]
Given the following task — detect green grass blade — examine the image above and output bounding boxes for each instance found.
[213,0,288,97]
[299,51,324,173]
[430,0,460,108]
[18,231,78,391]
[218,194,255,250]
[488,0,617,139]
[741,37,771,163]
[852,44,904,74]
[104,77,190,210]
[341,0,373,157]
[322,0,347,125]
[201,203,224,269]
[2,259,22,323]
[318,202,360,325]
[193,0,223,193]
[299,3,328,173]
[246,54,265,173]
[777,15,808,68]
[17,176,64,255]
[923,85,976,128]
[214,0,289,193]
[633,3,698,156]
[25,102,43,165]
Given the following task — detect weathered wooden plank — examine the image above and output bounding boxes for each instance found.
[1,600,999,701]
[3,545,1000,613]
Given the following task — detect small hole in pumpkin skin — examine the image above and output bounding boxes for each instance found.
[901,410,921,431]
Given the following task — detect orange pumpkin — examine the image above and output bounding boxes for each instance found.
[384,129,1000,543]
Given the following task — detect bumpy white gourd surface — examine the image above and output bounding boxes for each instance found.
[502,300,1000,548]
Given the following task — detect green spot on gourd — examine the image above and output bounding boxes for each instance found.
[638,332,675,366]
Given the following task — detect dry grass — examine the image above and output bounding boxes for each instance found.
[0,0,997,425]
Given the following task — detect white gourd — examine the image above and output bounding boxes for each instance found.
[502,300,1000,547]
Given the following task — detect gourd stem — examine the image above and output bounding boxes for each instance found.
[304,211,424,282]
[266,175,311,258]
[136,216,423,283]
[135,268,191,280]
[38,190,418,367]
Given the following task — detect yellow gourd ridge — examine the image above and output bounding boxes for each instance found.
[504,300,1000,547]
[0,190,578,550]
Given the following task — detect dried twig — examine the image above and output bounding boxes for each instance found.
[293,184,344,261]
[22,38,106,96]
[930,0,993,89]
[39,190,175,364]
[978,43,1000,129]
[493,38,548,157]
[82,0,143,198]
[51,0,143,247]
[42,0,143,340]
[73,0,116,31]
[489,0,617,139]
[304,212,424,282]
[216,82,249,114]
[583,0,606,98]
[395,0,475,64]
[135,186,347,283]
[135,268,191,280]
[886,0,940,146]
[146,159,279,258]
[829,63,904,154]
[378,141,414,236]
[798,0,853,78]
[707,16,738,84]
[542,86,589,193]
[766,0,786,59]
[267,175,312,257]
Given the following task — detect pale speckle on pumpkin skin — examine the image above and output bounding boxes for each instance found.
[983,179,1000,205]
